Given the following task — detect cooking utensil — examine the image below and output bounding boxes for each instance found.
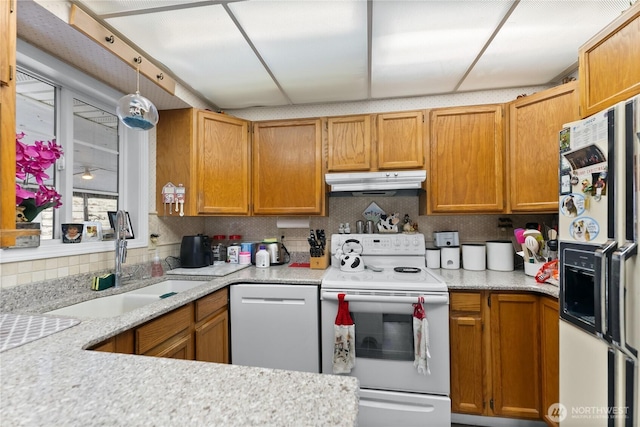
[525,236,545,263]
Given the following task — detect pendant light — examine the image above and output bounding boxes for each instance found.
[116,57,159,131]
[81,167,94,180]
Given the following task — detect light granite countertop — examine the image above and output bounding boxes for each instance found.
[0,263,557,426]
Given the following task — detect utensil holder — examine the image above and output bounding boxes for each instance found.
[310,252,330,270]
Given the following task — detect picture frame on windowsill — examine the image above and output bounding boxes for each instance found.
[107,211,135,239]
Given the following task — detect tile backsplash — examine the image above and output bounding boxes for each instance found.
[1,196,555,289]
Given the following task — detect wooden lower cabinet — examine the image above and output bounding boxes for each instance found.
[540,296,560,427]
[449,290,558,424]
[90,287,229,363]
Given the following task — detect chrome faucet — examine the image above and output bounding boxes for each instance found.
[114,210,128,288]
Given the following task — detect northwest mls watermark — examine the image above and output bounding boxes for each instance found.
[548,403,629,423]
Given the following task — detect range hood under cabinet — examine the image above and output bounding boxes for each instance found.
[325,170,426,196]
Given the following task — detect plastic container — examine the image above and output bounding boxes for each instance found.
[462,243,486,271]
[227,235,242,264]
[425,247,441,269]
[441,246,460,270]
[255,245,270,268]
[239,251,251,265]
[151,251,164,277]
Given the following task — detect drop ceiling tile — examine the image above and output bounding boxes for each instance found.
[77,0,211,16]
[105,4,288,108]
[459,0,631,92]
[229,1,368,104]
[371,0,513,99]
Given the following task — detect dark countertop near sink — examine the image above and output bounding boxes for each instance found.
[0,263,556,426]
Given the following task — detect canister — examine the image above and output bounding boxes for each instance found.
[227,234,242,264]
[486,240,515,271]
[462,243,486,271]
[212,235,227,262]
[425,247,441,269]
[440,246,460,270]
[238,251,251,265]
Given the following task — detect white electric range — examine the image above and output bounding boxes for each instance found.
[321,233,451,427]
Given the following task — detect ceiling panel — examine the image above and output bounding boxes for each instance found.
[73,0,212,16]
[459,0,631,92]
[229,1,368,104]
[104,4,289,108]
[370,0,513,98]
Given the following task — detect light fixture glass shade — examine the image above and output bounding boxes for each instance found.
[82,167,94,180]
[116,91,159,131]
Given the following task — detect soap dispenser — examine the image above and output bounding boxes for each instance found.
[151,250,164,277]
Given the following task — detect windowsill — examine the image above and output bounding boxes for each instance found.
[0,237,147,263]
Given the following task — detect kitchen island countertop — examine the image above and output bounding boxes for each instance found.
[1,263,555,426]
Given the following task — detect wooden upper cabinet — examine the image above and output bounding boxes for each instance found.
[508,82,579,213]
[196,111,250,215]
[579,2,640,117]
[376,110,424,170]
[326,115,372,171]
[429,105,505,213]
[0,0,15,86]
[252,119,325,215]
[0,0,16,248]
[156,109,251,216]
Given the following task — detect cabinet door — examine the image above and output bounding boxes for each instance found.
[252,119,324,215]
[429,105,505,213]
[509,82,579,213]
[540,297,559,427]
[135,304,193,355]
[90,330,134,354]
[145,331,193,360]
[326,115,372,171]
[449,292,485,415]
[376,111,424,170]
[195,310,229,364]
[490,293,540,419]
[0,0,15,86]
[197,111,250,215]
[579,2,640,117]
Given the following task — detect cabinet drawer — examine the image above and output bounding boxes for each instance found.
[450,292,482,312]
[136,304,193,354]
[195,287,228,322]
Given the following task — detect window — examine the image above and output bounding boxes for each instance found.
[1,40,149,263]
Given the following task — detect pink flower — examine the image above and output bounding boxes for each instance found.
[16,133,64,221]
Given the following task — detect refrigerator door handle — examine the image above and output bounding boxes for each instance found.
[611,243,638,352]
[596,240,618,335]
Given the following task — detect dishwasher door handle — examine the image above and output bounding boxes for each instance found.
[240,297,306,305]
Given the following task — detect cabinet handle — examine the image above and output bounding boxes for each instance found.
[240,297,305,305]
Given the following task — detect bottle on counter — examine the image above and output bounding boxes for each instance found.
[227,234,242,264]
[151,250,164,277]
[255,245,270,268]
[212,234,227,262]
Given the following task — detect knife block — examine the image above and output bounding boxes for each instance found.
[310,252,329,270]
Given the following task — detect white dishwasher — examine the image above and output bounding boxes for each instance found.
[230,284,320,373]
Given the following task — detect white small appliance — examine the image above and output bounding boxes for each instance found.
[433,231,459,247]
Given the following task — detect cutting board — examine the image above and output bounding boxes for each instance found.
[167,262,251,277]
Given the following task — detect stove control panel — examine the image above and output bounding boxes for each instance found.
[331,233,425,256]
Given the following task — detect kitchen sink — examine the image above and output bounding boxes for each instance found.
[45,280,207,318]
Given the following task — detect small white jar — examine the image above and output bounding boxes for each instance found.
[255,245,270,268]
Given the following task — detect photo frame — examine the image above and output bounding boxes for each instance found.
[61,223,84,244]
[82,221,103,242]
[107,211,135,239]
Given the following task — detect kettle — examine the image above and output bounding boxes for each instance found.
[335,239,365,272]
[180,234,212,268]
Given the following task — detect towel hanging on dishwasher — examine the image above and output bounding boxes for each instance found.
[413,298,430,375]
[333,293,356,374]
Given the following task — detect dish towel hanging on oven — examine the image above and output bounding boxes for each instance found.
[413,298,431,375]
[333,293,356,374]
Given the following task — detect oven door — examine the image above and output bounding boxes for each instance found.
[321,290,450,395]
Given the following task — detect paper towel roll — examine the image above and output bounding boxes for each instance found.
[276,217,310,229]
[462,243,486,271]
[486,240,514,271]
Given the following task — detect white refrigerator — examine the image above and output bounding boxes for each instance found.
[558,95,639,427]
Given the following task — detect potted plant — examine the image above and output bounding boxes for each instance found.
[14,132,63,246]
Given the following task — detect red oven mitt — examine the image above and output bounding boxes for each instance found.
[333,293,356,374]
[413,299,430,375]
